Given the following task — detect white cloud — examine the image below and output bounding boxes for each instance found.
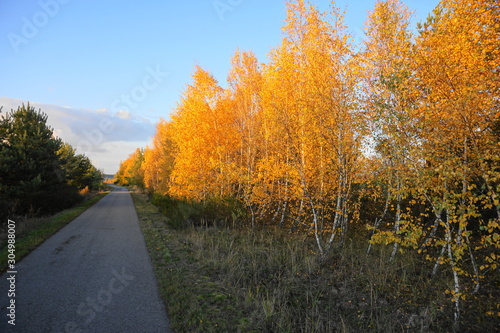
[115,109,132,119]
[0,97,155,174]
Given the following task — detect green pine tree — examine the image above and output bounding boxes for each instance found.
[0,103,81,217]
[57,142,103,191]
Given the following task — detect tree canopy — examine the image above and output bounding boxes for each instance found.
[0,103,103,219]
[116,0,499,326]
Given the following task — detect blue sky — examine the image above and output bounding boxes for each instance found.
[0,0,440,173]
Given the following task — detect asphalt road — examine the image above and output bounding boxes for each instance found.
[0,186,170,333]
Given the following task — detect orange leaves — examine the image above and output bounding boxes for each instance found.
[115,148,145,187]
[110,0,500,324]
[167,60,264,202]
[168,67,226,199]
[259,0,362,251]
[143,120,175,194]
[414,0,499,134]
[361,0,500,323]
[119,1,499,293]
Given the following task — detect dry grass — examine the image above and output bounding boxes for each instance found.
[132,191,499,332]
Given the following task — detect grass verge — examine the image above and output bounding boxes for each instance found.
[0,190,111,272]
[132,190,499,332]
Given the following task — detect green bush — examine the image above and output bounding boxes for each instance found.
[151,194,201,229]
[151,194,247,229]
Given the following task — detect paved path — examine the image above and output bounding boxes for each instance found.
[0,186,170,333]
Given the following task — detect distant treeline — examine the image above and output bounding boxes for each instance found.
[0,103,103,221]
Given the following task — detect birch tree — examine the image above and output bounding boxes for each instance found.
[260,0,361,255]
[361,0,418,258]
[410,0,500,326]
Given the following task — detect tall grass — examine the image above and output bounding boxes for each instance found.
[134,191,499,332]
[151,193,246,229]
[181,228,451,332]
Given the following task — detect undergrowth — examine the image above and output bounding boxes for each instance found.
[133,191,499,332]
